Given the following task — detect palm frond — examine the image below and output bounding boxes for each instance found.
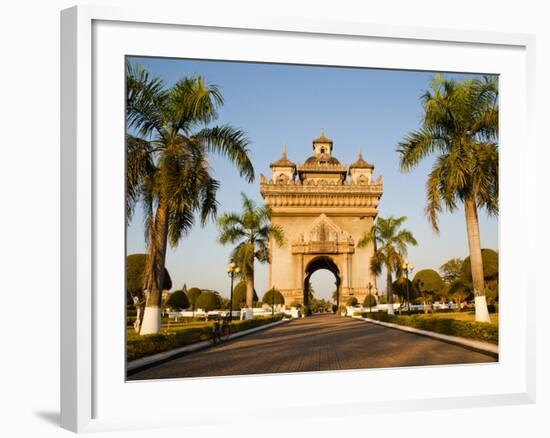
[193,125,254,183]
[126,62,166,139]
[399,74,499,229]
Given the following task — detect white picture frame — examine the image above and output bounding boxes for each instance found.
[60,5,536,433]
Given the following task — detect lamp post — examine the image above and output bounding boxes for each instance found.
[367,282,373,315]
[272,289,275,321]
[226,262,240,322]
[402,260,414,315]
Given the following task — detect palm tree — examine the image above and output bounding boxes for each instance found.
[358,216,417,315]
[126,63,255,334]
[304,282,315,307]
[217,193,285,308]
[397,75,498,322]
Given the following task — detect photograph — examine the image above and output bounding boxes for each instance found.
[125,57,499,381]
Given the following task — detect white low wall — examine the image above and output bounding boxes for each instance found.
[166,308,284,320]
[166,310,240,319]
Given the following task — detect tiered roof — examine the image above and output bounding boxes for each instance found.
[270,144,296,168]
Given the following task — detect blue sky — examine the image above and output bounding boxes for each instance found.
[126,56,498,301]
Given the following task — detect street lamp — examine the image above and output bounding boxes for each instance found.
[402,259,414,315]
[226,262,240,323]
[367,282,373,315]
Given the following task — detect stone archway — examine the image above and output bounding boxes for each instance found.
[303,256,341,308]
[260,132,383,307]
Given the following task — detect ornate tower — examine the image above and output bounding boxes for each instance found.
[260,131,383,307]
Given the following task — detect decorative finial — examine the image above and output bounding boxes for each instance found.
[358,146,363,160]
[283,144,287,158]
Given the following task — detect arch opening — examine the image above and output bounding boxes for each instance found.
[304,256,341,310]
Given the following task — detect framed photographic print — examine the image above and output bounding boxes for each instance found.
[61,5,536,433]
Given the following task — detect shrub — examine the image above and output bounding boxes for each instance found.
[346,296,358,306]
[487,303,498,314]
[338,305,347,316]
[363,294,377,307]
[363,313,498,344]
[230,314,283,332]
[127,326,213,361]
[262,287,285,305]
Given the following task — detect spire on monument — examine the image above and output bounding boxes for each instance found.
[313,129,332,145]
[350,145,374,169]
[270,143,295,168]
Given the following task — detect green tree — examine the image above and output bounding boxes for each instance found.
[346,296,358,306]
[126,64,254,334]
[166,290,189,310]
[126,253,172,333]
[460,248,499,282]
[218,193,285,307]
[358,216,417,315]
[262,287,285,306]
[186,287,202,316]
[448,280,472,311]
[461,249,499,306]
[232,281,259,309]
[439,258,464,284]
[304,282,315,306]
[195,291,222,311]
[412,269,444,313]
[398,75,498,322]
[219,296,230,310]
[392,277,418,311]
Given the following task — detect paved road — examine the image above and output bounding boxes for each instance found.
[128,314,496,380]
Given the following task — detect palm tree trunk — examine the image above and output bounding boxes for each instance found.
[133,296,146,333]
[386,269,394,315]
[140,199,170,334]
[464,195,491,323]
[245,270,254,308]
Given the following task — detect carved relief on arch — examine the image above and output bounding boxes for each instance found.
[295,214,354,245]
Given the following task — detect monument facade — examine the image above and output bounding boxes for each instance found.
[260,131,384,307]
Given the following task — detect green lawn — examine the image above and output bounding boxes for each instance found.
[127,320,214,341]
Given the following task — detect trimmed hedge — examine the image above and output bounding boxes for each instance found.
[360,313,498,344]
[127,315,283,361]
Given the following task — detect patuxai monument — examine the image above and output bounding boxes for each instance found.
[260,131,384,307]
